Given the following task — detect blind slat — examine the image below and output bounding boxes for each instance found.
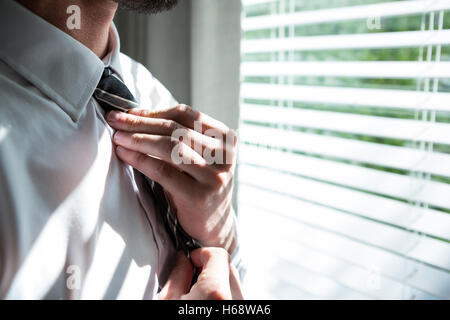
[241,104,450,145]
[241,84,450,112]
[240,125,450,177]
[242,0,273,5]
[243,0,450,30]
[241,61,450,78]
[242,30,450,53]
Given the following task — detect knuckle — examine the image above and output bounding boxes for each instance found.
[175,104,192,114]
[207,287,228,300]
[227,129,238,146]
[170,137,181,151]
[161,119,178,133]
[198,280,230,300]
[155,161,172,180]
[225,147,236,166]
[203,247,230,261]
[165,137,180,156]
[209,172,225,188]
[131,133,145,147]
[132,151,147,167]
[193,280,217,299]
[135,109,150,117]
[180,128,192,144]
[215,247,231,261]
[128,115,143,129]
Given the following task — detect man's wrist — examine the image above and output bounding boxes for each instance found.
[201,209,238,255]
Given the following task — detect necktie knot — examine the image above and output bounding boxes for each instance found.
[95,67,139,113]
[102,67,113,78]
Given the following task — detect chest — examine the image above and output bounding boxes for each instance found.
[1,99,160,299]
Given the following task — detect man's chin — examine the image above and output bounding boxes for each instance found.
[116,0,179,14]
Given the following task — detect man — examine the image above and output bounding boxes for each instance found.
[0,0,244,299]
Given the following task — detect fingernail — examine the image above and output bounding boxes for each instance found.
[107,111,121,122]
[116,145,126,154]
[113,131,125,143]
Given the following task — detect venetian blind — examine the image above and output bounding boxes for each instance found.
[238,0,450,299]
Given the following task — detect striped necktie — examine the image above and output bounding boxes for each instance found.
[94,67,201,256]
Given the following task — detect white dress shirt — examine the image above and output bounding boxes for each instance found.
[0,0,244,299]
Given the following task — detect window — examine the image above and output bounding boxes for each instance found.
[238,0,450,299]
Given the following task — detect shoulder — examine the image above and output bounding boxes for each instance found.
[119,53,178,110]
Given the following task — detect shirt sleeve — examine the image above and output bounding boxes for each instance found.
[230,213,247,283]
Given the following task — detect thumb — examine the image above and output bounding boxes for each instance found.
[158,251,194,300]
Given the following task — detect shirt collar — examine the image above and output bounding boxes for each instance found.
[102,23,124,82]
[0,0,122,122]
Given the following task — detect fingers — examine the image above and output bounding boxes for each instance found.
[107,110,182,136]
[107,111,221,149]
[192,248,243,300]
[113,132,220,184]
[158,251,194,300]
[190,248,230,276]
[160,248,244,300]
[186,248,232,300]
[107,111,235,166]
[128,104,229,134]
[115,146,197,199]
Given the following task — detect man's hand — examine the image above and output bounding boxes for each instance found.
[158,248,243,300]
[106,105,238,252]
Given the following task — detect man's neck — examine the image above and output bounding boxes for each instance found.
[17,0,118,58]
